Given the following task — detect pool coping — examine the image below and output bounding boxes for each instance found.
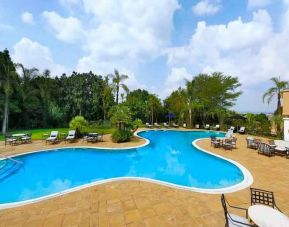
[0,129,253,209]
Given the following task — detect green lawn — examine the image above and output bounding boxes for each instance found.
[0,127,115,141]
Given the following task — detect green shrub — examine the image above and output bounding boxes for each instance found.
[69,116,88,137]
[111,129,133,143]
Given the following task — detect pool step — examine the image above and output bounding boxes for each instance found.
[0,159,23,181]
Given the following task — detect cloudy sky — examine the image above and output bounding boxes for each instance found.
[1,0,289,113]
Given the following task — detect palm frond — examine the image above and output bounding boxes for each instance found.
[121,84,129,94]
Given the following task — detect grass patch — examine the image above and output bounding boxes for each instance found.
[0,127,115,141]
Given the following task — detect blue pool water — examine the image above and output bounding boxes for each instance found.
[0,130,244,204]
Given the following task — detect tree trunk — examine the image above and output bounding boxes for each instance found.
[277,93,281,115]
[116,85,119,104]
[188,107,192,128]
[2,95,9,134]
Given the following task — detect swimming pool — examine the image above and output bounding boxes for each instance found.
[0,130,253,208]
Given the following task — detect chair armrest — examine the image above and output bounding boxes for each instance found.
[225,198,248,218]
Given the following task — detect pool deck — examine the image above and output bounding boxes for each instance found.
[0,131,289,226]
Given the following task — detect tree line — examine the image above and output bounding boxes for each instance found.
[4,47,286,137]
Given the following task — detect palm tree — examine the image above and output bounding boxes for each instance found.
[0,50,17,134]
[109,69,129,104]
[263,77,288,115]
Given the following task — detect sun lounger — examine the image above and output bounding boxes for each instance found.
[66,130,76,143]
[229,126,235,132]
[163,122,169,128]
[258,142,275,157]
[145,123,153,128]
[172,123,179,128]
[238,126,245,134]
[154,123,161,128]
[46,131,59,144]
[205,124,210,130]
[195,124,200,129]
[213,124,220,131]
[273,140,289,158]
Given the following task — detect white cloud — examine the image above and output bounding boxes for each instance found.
[42,11,83,43]
[21,12,34,25]
[165,9,289,102]
[247,0,272,9]
[42,1,180,88]
[192,0,222,16]
[163,67,192,97]
[12,37,68,76]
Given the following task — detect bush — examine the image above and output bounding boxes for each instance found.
[111,129,133,143]
[69,116,88,137]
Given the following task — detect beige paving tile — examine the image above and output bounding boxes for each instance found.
[0,131,288,226]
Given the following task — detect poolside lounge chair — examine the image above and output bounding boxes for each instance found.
[163,122,169,128]
[250,188,282,212]
[221,194,254,227]
[46,131,59,144]
[154,122,161,128]
[195,124,200,129]
[213,124,220,131]
[229,126,235,132]
[66,130,76,143]
[258,142,275,157]
[205,124,210,130]
[272,140,289,158]
[172,122,179,128]
[145,123,153,128]
[225,129,234,139]
[238,127,245,134]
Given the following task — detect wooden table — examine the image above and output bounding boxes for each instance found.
[248,205,289,227]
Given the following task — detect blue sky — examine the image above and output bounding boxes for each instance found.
[1,0,289,113]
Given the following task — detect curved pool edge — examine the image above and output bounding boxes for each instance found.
[192,139,253,194]
[0,129,253,210]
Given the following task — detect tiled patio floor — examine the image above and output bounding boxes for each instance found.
[0,132,288,227]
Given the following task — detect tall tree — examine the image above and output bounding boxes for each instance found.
[125,89,150,122]
[263,77,288,115]
[109,69,129,104]
[147,94,162,124]
[0,49,17,134]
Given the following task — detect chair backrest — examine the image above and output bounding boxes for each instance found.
[240,126,245,131]
[250,188,276,208]
[258,143,273,154]
[146,123,149,126]
[221,194,229,226]
[50,131,58,137]
[68,130,75,136]
[216,124,220,128]
[230,126,235,131]
[206,124,209,127]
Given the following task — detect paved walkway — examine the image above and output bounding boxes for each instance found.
[0,133,288,226]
